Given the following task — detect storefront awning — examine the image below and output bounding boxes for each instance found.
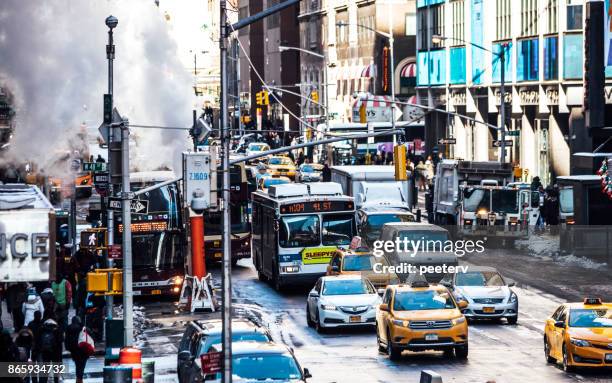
[400,62,416,78]
[360,64,376,78]
[351,95,393,109]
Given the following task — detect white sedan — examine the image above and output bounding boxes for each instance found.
[306,275,382,332]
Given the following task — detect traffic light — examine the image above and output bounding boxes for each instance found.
[103,94,112,124]
[394,145,407,181]
[311,90,319,104]
[262,90,269,105]
[80,229,107,250]
[256,91,263,106]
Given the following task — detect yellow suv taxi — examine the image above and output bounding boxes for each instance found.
[326,246,399,288]
[267,156,297,180]
[544,298,612,372]
[376,280,468,360]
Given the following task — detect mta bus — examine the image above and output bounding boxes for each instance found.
[202,162,251,264]
[251,182,356,290]
[115,171,186,296]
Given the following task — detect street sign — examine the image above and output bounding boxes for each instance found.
[82,162,107,172]
[506,130,520,137]
[492,140,514,147]
[107,198,149,214]
[200,351,223,374]
[195,117,213,143]
[108,244,122,259]
[437,138,457,145]
[94,173,109,184]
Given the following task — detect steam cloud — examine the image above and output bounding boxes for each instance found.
[0,0,193,174]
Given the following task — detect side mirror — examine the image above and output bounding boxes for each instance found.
[303,368,312,379]
[554,320,565,328]
[379,303,389,312]
[458,300,468,309]
[308,291,319,298]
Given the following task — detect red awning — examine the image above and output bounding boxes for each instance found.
[360,64,376,78]
[351,95,392,109]
[400,62,416,78]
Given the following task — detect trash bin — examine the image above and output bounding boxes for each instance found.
[142,360,155,383]
[103,366,132,383]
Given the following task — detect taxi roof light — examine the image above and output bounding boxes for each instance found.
[584,297,602,305]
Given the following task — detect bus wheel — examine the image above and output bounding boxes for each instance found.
[257,270,267,282]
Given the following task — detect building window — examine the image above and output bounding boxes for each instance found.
[546,0,558,33]
[267,0,280,29]
[544,36,558,80]
[492,42,513,83]
[405,12,416,36]
[496,0,511,40]
[521,0,538,36]
[308,19,318,49]
[431,4,445,48]
[238,6,249,36]
[566,0,582,30]
[450,0,465,43]
[417,49,446,86]
[563,33,583,79]
[517,37,539,81]
[449,46,466,84]
[417,9,428,50]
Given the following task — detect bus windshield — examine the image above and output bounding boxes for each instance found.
[132,233,182,269]
[322,214,354,246]
[463,188,490,212]
[279,215,320,248]
[204,205,250,236]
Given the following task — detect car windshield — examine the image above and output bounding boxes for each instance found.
[301,164,322,173]
[491,189,518,214]
[342,255,373,271]
[322,279,374,295]
[269,157,293,166]
[249,143,268,151]
[322,214,355,246]
[364,213,415,242]
[463,188,490,212]
[569,309,612,328]
[232,354,302,381]
[200,332,270,356]
[393,290,456,311]
[279,215,320,248]
[559,188,574,214]
[455,271,505,287]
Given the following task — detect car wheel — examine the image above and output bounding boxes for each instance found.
[387,331,401,361]
[562,345,574,372]
[507,316,518,325]
[315,309,326,334]
[306,303,314,328]
[544,336,555,364]
[455,344,469,359]
[376,325,385,352]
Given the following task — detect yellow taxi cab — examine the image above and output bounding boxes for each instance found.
[376,279,469,360]
[326,237,399,288]
[267,156,297,180]
[544,298,612,372]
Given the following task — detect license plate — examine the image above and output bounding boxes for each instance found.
[151,289,162,295]
[606,354,612,362]
[349,315,361,323]
[425,334,438,341]
[483,307,495,313]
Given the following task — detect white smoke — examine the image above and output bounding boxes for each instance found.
[0,0,194,174]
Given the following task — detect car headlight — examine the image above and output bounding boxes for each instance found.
[321,304,337,311]
[392,319,409,327]
[171,275,184,286]
[570,338,591,347]
[509,292,518,303]
[452,316,466,326]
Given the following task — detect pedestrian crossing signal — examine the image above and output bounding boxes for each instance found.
[80,229,107,250]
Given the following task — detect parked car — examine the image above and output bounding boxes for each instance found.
[177,319,272,383]
[443,266,518,324]
[296,163,323,182]
[306,275,382,332]
[245,142,271,163]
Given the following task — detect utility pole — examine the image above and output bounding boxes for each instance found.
[104,15,118,322]
[500,43,507,163]
[388,2,396,133]
[120,118,134,346]
[219,1,232,382]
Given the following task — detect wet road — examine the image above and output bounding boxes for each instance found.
[228,259,612,383]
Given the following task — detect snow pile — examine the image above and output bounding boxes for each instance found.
[113,304,161,347]
[516,233,559,257]
[556,254,607,270]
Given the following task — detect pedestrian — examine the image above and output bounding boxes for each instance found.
[321,163,331,182]
[297,152,305,167]
[52,274,72,332]
[386,151,393,165]
[22,288,45,327]
[28,310,43,361]
[38,318,63,383]
[416,160,427,191]
[74,272,88,322]
[65,316,91,383]
[15,327,35,362]
[6,282,27,331]
[40,287,56,322]
[95,154,105,163]
[530,176,542,191]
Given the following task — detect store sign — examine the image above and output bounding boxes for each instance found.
[450,90,467,106]
[382,47,390,93]
[519,87,539,105]
[545,87,559,105]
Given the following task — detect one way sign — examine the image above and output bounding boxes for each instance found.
[108,197,149,214]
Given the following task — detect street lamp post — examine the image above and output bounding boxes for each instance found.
[432,34,508,163]
[336,22,396,132]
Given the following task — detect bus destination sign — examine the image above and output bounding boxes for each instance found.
[280,200,354,214]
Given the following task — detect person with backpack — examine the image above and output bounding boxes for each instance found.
[40,287,56,321]
[51,274,72,332]
[65,316,91,383]
[22,288,44,327]
[6,282,27,331]
[38,318,62,383]
[15,327,35,362]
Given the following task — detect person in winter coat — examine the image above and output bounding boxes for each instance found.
[40,288,57,321]
[65,316,90,383]
[38,319,63,383]
[51,275,72,331]
[27,310,43,362]
[322,163,331,182]
[6,282,27,331]
[22,289,45,327]
[15,327,35,362]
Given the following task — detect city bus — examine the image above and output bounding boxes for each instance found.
[251,182,356,290]
[115,171,186,297]
[202,162,251,264]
